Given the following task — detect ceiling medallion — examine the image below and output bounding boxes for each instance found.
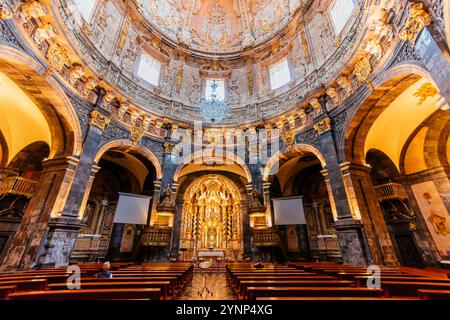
[198,80,230,123]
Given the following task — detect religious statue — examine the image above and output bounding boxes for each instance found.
[158,188,173,209]
[249,187,264,209]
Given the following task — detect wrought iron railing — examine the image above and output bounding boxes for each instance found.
[141,227,172,247]
[253,228,279,247]
[374,182,408,201]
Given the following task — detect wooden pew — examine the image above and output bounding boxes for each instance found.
[256,297,419,301]
[0,286,16,300]
[0,275,70,284]
[383,281,450,297]
[239,280,354,300]
[418,289,450,300]
[110,273,185,290]
[228,272,317,287]
[0,279,47,291]
[77,277,180,298]
[8,288,161,300]
[354,276,450,287]
[231,275,335,293]
[246,287,383,300]
[339,273,424,281]
[48,281,171,300]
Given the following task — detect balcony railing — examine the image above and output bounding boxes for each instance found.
[253,228,279,247]
[374,182,408,201]
[141,227,172,247]
[0,176,37,198]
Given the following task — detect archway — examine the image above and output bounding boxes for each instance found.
[265,146,340,262]
[179,174,244,261]
[0,46,82,157]
[174,150,252,184]
[71,144,158,263]
[0,59,79,265]
[344,69,446,265]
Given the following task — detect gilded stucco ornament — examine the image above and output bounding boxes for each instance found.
[353,55,373,89]
[314,117,332,135]
[281,129,295,149]
[47,43,69,71]
[413,82,439,105]
[89,109,110,131]
[399,2,431,45]
[21,0,46,20]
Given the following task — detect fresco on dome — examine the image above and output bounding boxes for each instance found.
[136,0,185,40]
[249,0,288,35]
[191,0,242,51]
[136,0,303,53]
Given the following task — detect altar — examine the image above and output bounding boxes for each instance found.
[197,250,224,262]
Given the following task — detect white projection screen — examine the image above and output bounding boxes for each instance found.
[272,196,306,225]
[114,193,151,225]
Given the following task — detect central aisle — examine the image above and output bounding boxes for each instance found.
[181,272,234,300]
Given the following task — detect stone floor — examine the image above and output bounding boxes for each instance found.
[181,272,234,300]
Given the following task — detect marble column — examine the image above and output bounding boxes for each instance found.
[0,156,79,270]
[340,162,400,267]
[315,115,371,266]
[38,89,111,267]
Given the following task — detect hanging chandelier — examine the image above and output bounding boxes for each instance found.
[198,80,230,123]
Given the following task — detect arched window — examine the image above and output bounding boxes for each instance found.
[329,0,356,34]
[137,52,161,86]
[269,58,291,90]
[73,0,97,21]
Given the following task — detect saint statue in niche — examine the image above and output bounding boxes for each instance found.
[249,188,264,208]
[158,188,173,208]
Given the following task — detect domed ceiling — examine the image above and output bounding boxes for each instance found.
[135,0,303,55]
[25,0,372,127]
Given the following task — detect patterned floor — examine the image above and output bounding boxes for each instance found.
[181,272,235,300]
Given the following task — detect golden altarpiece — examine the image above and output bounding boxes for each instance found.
[179,175,243,261]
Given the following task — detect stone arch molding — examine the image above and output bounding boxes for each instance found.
[343,62,439,165]
[0,45,83,157]
[263,143,327,182]
[95,139,163,180]
[173,150,252,184]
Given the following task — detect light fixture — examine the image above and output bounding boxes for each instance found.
[198,80,230,123]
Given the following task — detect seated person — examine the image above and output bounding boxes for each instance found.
[96,261,113,278]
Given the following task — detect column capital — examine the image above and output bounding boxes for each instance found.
[41,156,79,172]
[89,109,110,131]
[340,162,372,175]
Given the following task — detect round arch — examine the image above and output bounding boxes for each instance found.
[0,45,83,157]
[263,143,327,182]
[343,63,439,165]
[173,150,252,184]
[94,139,163,180]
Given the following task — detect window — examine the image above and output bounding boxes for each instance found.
[73,0,96,21]
[269,58,291,90]
[137,53,161,86]
[330,0,356,34]
[205,79,225,101]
